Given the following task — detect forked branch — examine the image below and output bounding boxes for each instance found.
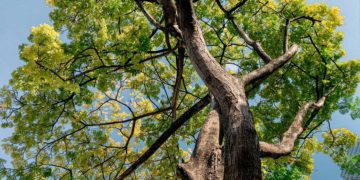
[136,0,182,39]
[215,0,272,63]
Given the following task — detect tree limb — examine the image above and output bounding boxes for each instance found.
[216,0,299,85]
[228,0,248,15]
[172,46,185,120]
[178,98,223,179]
[86,107,171,127]
[259,96,327,158]
[116,94,211,179]
[176,0,242,108]
[135,0,166,31]
[242,44,299,85]
[283,19,290,53]
[215,0,272,63]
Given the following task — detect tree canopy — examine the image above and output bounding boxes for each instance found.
[0,0,359,179]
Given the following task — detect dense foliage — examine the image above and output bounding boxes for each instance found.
[0,0,359,179]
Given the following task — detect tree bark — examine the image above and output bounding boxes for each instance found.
[175,0,261,179]
[178,99,223,179]
[131,1,302,179]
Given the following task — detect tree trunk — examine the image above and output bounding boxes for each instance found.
[222,85,261,180]
[120,1,308,179]
[175,0,261,179]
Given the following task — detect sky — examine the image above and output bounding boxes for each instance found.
[0,0,359,179]
[309,0,360,178]
[0,0,51,168]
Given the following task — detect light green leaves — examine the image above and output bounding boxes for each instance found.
[341,153,360,175]
[319,128,358,164]
[0,0,359,178]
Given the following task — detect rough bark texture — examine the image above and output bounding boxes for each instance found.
[178,100,223,180]
[175,0,261,179]
[123,1,306,179]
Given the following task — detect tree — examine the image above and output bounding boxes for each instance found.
[0,0,359,179]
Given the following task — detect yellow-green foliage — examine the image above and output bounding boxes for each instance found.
[0,0,359,178]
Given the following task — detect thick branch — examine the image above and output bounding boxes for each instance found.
[176,0,241,108]
[178,99,223,179]
[160,0,177,27]
[243,44,299,85]
[260,96,326,158]
[116,94,211,179]
[177,2,263,179]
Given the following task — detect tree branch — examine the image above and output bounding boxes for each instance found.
[159,0,177,27]
[172,46,185,120]
[215,0,272,63]
[259,96,327,158]
[175,0,242,109]
[291,16,321,25]
[242,44,299,85]
[228,0,248,15]
[86,107,171,127]
[283,19,290,53]
[215,0,299,83]
[137,0,182,39]
[116,94,211,179]
[135,0,166,31]
[178,98,223,179]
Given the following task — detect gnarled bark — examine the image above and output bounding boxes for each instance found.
[178,99,223,180]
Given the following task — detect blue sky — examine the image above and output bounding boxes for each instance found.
[0,0,51,168]
[0,0,359,179]
[309,0,360,179]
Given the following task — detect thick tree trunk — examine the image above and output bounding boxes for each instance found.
[119,1,311,179]
[221,84,261,180]
[175,0,261,179]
